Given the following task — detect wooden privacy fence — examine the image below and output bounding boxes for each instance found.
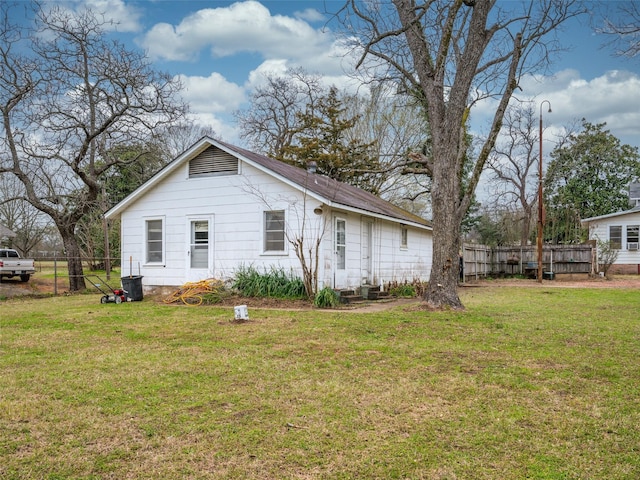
[461,244,594,281]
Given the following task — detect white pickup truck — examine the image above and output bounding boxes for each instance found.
[0,248,36,282]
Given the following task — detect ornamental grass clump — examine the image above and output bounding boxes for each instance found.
[389,283,417,298]
[232,265,307,299]
[313,286,340,308]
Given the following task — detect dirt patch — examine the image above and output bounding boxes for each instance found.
[4,274,640,311]
[0,275,63,298]
[154,292,420,313]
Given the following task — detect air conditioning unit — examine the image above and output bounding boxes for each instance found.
[627,242,639,251]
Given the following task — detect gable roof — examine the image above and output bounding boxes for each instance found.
[0,224,16,238]
[106,137,431,230]
[581,207,640,224]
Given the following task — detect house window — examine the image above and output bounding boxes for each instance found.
[627,225,639,250]
[609,225,622,250]
[335,219,346,270]
[189,146,238,177]
[400,225,408,249]
[264,211,285,252]
[146,218,164,263]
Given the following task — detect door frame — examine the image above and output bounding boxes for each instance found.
[333,216,348,288]
[361,219,373,285]
[185,215,214,282]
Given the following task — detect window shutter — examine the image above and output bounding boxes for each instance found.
[189,146,238,177]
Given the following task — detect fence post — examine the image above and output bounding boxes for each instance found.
[54,255,58,296]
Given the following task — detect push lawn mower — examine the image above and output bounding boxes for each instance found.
[84,275,127,304]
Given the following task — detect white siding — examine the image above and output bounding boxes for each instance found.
[316,211,432,290]
[120,162,312,286]
[118,155,433,290]
[587,211,640,265]
[376,219,432,285]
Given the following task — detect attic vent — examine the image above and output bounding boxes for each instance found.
[189,146,238,177]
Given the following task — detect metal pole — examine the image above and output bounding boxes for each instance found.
[537,100,552,283]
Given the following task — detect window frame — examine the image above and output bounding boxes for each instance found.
[335,217,346,270]
[263,210,286,254]
[400,224,408,249]
[626,225,639,250]
[189,219,210,269]
[145,216,165,265]
[609,225,622,250]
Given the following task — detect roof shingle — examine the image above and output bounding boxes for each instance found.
[218,140,431,228]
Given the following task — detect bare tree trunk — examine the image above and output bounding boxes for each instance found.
[61,225,86,291]
[520,206,533,246]
[424,159,464,309]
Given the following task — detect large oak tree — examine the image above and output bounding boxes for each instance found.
[339,0,583,308]
[0,3,186,290]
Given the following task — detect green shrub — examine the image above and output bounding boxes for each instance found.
[313,286,340,308]
[389,284,417,298]
[232,265,307,299]
[201,288,234,305]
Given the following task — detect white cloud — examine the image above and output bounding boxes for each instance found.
[294,8,325,23]
[245,59,290,89]
[187,112,238,143]
[139,0,346,76]
[61,0,142,32]
[471,69,640,149]
[177,73,246,114]
[538,70,640,143]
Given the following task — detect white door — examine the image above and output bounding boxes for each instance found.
[334,217,348,288]
[361,220,373,284]
[186,217,213,282]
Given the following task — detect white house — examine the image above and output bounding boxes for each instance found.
[105,137,433,293]
[581,183,640,274]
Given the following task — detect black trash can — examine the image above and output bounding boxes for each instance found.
[121,276,144,301]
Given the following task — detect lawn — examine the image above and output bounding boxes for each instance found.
[1,286,639,479]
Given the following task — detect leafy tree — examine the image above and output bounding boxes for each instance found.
[278,87,381,193]
[0,4,186,290]
[237,70,431,203]
[338,0,583,308]
[545,119,640,242]
[465,206,526,247]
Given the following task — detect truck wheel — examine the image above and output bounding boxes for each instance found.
[20,274,30,282]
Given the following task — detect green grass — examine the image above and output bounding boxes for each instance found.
[1,286,639,479]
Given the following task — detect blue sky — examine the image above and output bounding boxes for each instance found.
[30,1,640,151]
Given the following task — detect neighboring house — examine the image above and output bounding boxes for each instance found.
[581,183,640,274]
[0,224,17,247]
[105,137,433,293]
